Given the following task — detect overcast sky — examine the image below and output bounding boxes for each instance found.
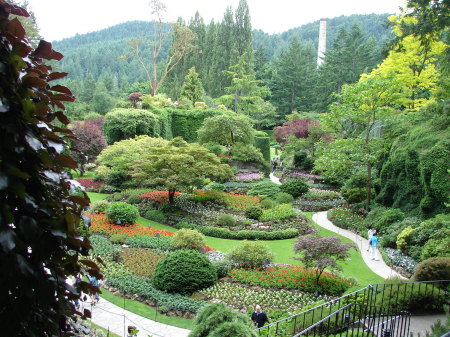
[25,0,407,42]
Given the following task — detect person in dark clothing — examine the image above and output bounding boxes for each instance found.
[251,304,269,328]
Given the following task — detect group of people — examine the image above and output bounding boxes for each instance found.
[67,274,101,309]
[367,228,380,260]
[271,156,283,173]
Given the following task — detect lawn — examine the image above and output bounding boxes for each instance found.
[89,321,121,337]
[100,288,194,330]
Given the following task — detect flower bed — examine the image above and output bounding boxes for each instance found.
[229,266,356,295]
[301,188,341,201]
[383,248,418,274]
[328,207,365,233]
[200,281,332,312]
[231,172,263,182]
[89,213,175,237]
[76,178,104,190]
[282,171,322,183]
[140,190,180,204]
[293,199,346,212]
[224,193,261,211]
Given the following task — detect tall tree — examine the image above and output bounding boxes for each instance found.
[180,66,205,105]
[271,37,317,117]
[126,0,196,96]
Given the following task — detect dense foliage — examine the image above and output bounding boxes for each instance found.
[227,241,275,269]
[152,249,217,295]
[0,3,99,334]
[106,202,139,225]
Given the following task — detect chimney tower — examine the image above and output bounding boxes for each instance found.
[317,19,327,67]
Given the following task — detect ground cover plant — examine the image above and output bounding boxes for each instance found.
[382,248,417,274]
[200,282,332,313]
[328,207,365,233]
[121,248,164,278]
[229,266,356,295]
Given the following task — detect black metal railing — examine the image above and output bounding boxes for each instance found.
[257,280,449,337]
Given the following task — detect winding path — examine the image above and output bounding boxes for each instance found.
[269,172,404,280]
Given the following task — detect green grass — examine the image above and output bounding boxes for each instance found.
[72,170,95,179]
[100,288,194,330]
[89,321,121,337]
[88,192,109,203]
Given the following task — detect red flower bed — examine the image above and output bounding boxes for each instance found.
[140,191,180,204]
[90,213,174,237]
[224,193,261,211]
[89,213,215,251]
[76,178,104,190]
[229,265,355,295]
[217,154,231,158]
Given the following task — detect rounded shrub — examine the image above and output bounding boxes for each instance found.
[279,180,309,198]
[189,303,257,337]
[172,229,205,250]
[420,235,450,260]
[248,181,281,199]
[91,199,110,213]
[245,206,263,220]
[260,197,276,209]
[275,192,294,204]
[227,240,274,269]
[106,202,139,225]
[127,193,143,205]
[145,210,167,223]
[152,249,217,295]
[413,257,450,282]
[109,234,128,244]
[105,170,128,188]
[216,214,236,227]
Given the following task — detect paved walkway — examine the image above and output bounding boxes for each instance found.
[80,297,190,337]
[312,211,405,280]
[269,172,281,185]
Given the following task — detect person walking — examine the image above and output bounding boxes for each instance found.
[251,304,269,328]
[367,228,376,253]
[88,275,100,305]
[370,233,380,261]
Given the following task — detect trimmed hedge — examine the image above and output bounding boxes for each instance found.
[254,135,271,161]
[103,108,160,144]
[173,222,299,240]
[124,235,175,251]
[171,108,229,142]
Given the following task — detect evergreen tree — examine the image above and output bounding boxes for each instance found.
[180,67,205,104]
[271,37,317,117]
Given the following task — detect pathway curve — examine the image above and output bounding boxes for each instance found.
[268,173,404,280]
[81,297,190,337]
[312,211,405,280]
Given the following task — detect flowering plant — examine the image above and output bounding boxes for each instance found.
[140,190,180,204]
[231,172,263,182]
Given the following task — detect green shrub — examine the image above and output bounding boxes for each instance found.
[216,214,236,227]
[396,226,416,253]
[207,144,226,155]
[172,229,205,250]
[210,182,226,191]
[248,181,280,199]
[254,135,271,161]
[106,202,139,225]
[109,234,128,244]
[260,204,297,221]
[275,192,294,204]
[279,180,309,198]
[105,170,129,188]
[341,188,366,204]
[90,235,121,261]
[245,206,263,220]
[127,192,143,205]
[189,190,226,204]
[227,241,274,269]
[260,197,276,209]
[91,200,110,213]
[420,234,450,260]
[293,152,314,170]
[152,249,217,295]
[145,210,167,223]
[212,260,231,279]
[377,208,405,232]
[189,303,257,337]
[376,280,446,313]
[380,217,422,248]
[103,108,160,145]
[413,257,450,283]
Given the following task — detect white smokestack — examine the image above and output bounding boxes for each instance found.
[317,19,327,67]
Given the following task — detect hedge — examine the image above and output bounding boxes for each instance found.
[172,222,299,240]
[170,108,230,142]
[103,108,160,144]
[106,274,205,313]
[254,135,271,161]
[147,106,173,139]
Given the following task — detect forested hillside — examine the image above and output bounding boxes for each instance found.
[54,13,391,87]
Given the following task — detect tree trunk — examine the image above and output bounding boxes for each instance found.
[168,189,175,204]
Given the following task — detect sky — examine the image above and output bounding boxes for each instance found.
[25,0,407,42]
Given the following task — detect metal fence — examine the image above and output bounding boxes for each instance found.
[258,280,449,337]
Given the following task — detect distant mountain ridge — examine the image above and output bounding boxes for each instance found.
[53,13,393,84]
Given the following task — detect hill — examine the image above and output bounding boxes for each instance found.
[53,14,393,85]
